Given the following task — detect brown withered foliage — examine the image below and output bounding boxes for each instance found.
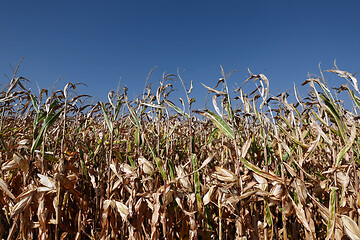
[1,63,360,239]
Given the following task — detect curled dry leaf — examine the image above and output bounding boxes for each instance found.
[163,187,174,207]
[138,157,154,175]
[54,173,83,199]
[114,200,129,221]
[120,163,135,175]
[13,153,29,173]
[111,179,122,192]
[89,174,97,189]
[11,191,34,217]
[293,179,308,204]
[1,159,18,171]
[201,83,227,95]
[282,200,293,217]
[226,190,258,205]
[336,171,350,188]
[0,177,15,200]
[134,198,143,213]
[269,183,283,200]
[110,163,122,180]
[176,166,192,191]
[37,174,56,190]
[203,186,215,206]
[289,195,312,233]
[253,173,268,191]
[103,199,112,212]
[342,215,360,240]
[212,166,237,183]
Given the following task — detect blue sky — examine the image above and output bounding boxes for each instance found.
[1,0,359,108]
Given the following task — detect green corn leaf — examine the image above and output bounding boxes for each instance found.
[327,187,337,238]
[335,125,356,168]
[265,199,273,228]
[113,149,123,162]
[311,109,329,127]
[126,102,140,129]
[203,109,234,140]
[312,77,346,141]
[30,94,40,114]
[192,154,202,211]
[134,127,140,146]
[31,107,64,153]
[207,128,219,145]
[225,97,234,121]
[165,100,189,119]
[128,155,136,169]
[114,99,123,120]
[146,139,167,180]
[240,157,282,182]
[168,159,175,181]
[348,89,360,109]
[48,98,60,113]
[154,156,167,180]
[320,94,346,141]
[100,102,113,133]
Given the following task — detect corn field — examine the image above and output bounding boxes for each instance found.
[1,64,360,239]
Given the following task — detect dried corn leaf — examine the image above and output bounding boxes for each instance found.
[176,166,191,191]
[253,173,268,191]
[327,69,359,93]
[120,163,135,175]
[151,193,161,239]
[11,193,33,217]
[13,153,29,173]
[113,200,129,221]
[341,215,360,240]
[213,166,237,183]
[37,174,56,190]
[110,163,122,179]
[226,190,258,205]
[240,158,282,183]
[203,186,215,206]
[201,83,227,95]
[293,179,308,204]
[289,194,312,233]
[0,177,15,200]
[1,159,18,171]
[138,157,154,175]
[54,173,83,199]
[269,183,283,200]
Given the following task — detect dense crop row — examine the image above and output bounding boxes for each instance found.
[1,64,360,239]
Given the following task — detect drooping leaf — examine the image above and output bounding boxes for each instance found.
[202,109,234,140]
[165,100,189,119]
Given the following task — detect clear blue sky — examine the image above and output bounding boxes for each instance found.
[1,0,359,108]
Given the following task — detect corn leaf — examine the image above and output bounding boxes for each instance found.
[202,109,234,140]
[31,107,64,153]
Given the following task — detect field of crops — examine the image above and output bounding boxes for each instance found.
[1,64,360,239]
